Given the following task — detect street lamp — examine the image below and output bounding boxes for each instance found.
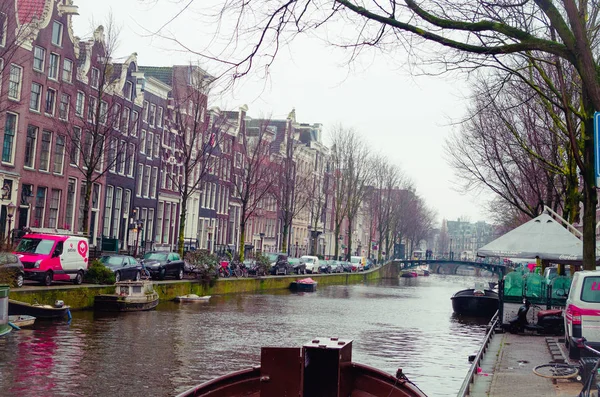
[6,202,15,246]
[259,232,265,253]
[134,219,144,257]
[295,240,299,258]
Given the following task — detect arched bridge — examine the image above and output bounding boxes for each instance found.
[380,259,510,279]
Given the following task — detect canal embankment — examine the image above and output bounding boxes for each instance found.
[9,265,385,310]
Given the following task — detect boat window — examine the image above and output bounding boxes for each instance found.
[15,238,55,255]
[132,286,142,294]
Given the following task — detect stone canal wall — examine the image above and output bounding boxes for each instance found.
[9,265,386,310]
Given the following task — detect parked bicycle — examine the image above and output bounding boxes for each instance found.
[533,337,600,397]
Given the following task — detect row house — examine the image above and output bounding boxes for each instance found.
[1,0,106,245]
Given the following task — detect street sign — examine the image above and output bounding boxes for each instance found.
[595,112,600,186]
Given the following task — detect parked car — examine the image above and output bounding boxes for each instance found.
[289,258,307,274]
[143,251,186,280]
[328,260,344,273]
[340,261,353,273]
[318,260,331,274]
[0,252,24,287]
[268,253,293,275]
[300,255,320,274]
[99,255,143,282]
[350,256,366,272]
[564,270,600,359]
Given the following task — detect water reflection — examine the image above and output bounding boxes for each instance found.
[0,274,493,397]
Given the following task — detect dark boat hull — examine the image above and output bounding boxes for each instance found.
[94,295,159,312]
[451,289,499,317]
[8,299,70,319]
[289,282,317,292]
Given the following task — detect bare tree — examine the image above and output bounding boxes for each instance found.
[58,22,128,236]
[159,0,600,269]
[166,66,227,255]
[232,116,276,261]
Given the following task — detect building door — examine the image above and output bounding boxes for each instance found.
[18,207,28,230]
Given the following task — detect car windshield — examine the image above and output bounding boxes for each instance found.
[100,256,124,268]
[581,276,600,302]
[15,238,55,255]
[266,253,278,262]
[350,257,360,263]
[144,252,167,261]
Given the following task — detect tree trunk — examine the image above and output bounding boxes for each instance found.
[334,224,340,260]
[347,217,353,260]
[582,113,597,271]
[178,200,187,256]
[238,222,246,262]
[281,223,288,254]
[82,176,93,237]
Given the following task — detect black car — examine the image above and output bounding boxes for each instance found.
[143,251,186,280]
[99,255,143,282]
[289,258,307,275]
[328,260,344,273]
[318,260,332,274]
[269,253,293,276]
[0,252,24,287]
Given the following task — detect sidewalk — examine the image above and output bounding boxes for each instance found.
[469,332,581,396]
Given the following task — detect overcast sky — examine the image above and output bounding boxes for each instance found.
[77,0,491,225]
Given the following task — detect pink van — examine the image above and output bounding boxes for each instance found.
[14,234,89,286]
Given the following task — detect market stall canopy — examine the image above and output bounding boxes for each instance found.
[477,213,591,264]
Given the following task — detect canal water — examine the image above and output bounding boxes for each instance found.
[0,274,493,397]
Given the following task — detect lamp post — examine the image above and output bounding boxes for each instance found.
[295,240,299,258]
[134,219,144,257]
[6,202,15,246]
[259,232,265,253]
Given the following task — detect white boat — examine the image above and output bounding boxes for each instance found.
[94,280,159,312]
[174,294,211,302]
[9,315,36,328]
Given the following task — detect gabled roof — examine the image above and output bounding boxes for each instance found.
[17,0,47,25]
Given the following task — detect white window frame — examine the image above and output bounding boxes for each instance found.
[51,21,63,46]
[62,58,73,83]
[48,53,59,80]
[75,91,85,117]
[53,134,65,174]
[29,82,42,111]
[8,64,22,101]
[33,46,45,72]
[103,185,114,237]
[59,93,69,120]
[91,67,100,89]
[44,88,56,116]
[24,125,38,169]
[2,112,17,165]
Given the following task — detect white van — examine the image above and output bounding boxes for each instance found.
[300,256,320,274]
[564,270,600,359]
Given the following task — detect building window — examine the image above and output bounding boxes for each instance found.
[146,132,153,157]
[154,134,160,159]
[65,179,76,231]
[77,183,86,233]
[87,96,97,122]
[62,59,73,83]
[33,46,45,72]
[157,107,163,128]
[103,185,113,236]
[59,93,69,120]
[34,187,47,227]
[99,101,108,124]
[123,189,131,220]
[117,140,126,174]
[2,113,17,163]
[0,12,6,47]
[142,101,149,122]
[53,135,65,174]
[48,53,59,80]
[29,82,42,111]
[126,143,134,176]
[75,91,85,117]
[108,138,117,172]
[149,103,156,127]
[124,81,132,101]
[113,188,122,238]
[70,127,81,166]
[39,130,52,172]
[136,164,143,197]
[51,21,63,46]
[143,165,151,198]
[24,125,37,168]
[156,202,163,243]
[8,64,22,100]
[44,88,56,115]
[48,189,61,229]
[121,107,130,134]
[131,111,138,137]
[147,208,154,243]
[112,103,121,130]
[151,167,158,198]
[163,202,171,244]
[91,67,100,89]
[140,130,146,153]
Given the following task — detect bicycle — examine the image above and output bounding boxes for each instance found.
[533,338,600,396]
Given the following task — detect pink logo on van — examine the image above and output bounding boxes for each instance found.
[78,240,88,262]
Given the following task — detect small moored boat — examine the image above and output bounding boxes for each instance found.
[176,337,427,397]
[401,271,418,278]
[289,277,317,292]
[9,315,36,328]
[174,294,211,302]
[9,299,71,320]
[451,281,499,317]
[94,280,159,312]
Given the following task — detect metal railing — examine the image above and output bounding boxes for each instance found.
[456,311,500,397]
